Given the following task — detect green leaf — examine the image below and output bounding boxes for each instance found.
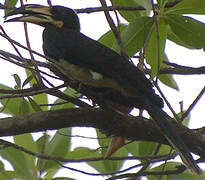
[102,148,127,173]
[28,97,42,112]
[159,74,178,90]
[157,0,168,9]
[0,84,18,114]
[165,14,205,49]
[96,129,110,156]
[52,178,75,180]
[0,161,4,172]
[0,147,36,180]
[0,170,23,180]
[19,97,30,115]
[145,19,168,76]
[166,0,205,15]
[0,85,34,115]
[167,171,205,179]
[50,87,79,110]
[95,130,127,173]
[112,16,154,56]
[112,0,141,22]
[4,0,18,15]
[167,27,195,49]
[36,134,50,153]
[64,87,81,98]
[98,24,127,48]
[87,147,126,173]
[127,141,172,159]
[125,141,140,156]
[0,84,33,115]
[43,167,59,179]
[148,162,185,180]
[14,134,37,178]
[14,133,37,154]
[1,97,27,116]
[177,111,191,126]
[33,93,48,111]
[13,74,21,89]
[37,128,71,172]
[159,54,179,90]
[66,147,97,159]
[138,141,157,156]
[135,0,152,12]
[1,170,24,179]
[25,70,37,87]
[0,173,7,180]
[68,147,106,173]
[22,75,33,88]
[26,70,48,111]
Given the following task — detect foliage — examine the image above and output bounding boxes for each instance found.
[0,0,204,179]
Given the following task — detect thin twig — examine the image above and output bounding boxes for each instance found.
[75,1,182,14]
[0,1,182,11]
[154,83,181,122]
[0,25,22,57]
[108,165,186,179]
[0,138,174,163]
[0,85,64,99]
[0,32,47,59]
[99,0,129,61]
[47,0,52,7]
[181,85,205,120]
[57,154,176,177]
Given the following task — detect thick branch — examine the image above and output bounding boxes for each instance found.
[0,108,204,156]
[160,66,205,75]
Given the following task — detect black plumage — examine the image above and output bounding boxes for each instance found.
[43,24,163,108]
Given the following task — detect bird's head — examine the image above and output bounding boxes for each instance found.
[4,4,80,31]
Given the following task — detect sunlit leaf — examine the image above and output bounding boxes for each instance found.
[125,141,140,156]
[52,178,75,180]
[112,16,154,56]
[22,75,33,88]
[13,74,21,89]
[159,54,179,90]
[148,162,186,180]
[166,0,205,15]
[165,15,205,49]
[145,19,168,76]
[112,0,141,22]
[50,87,79,110]
[138,141,157,156]
[14,134,37,178]
[157,0,168,8]
[98,24,127,49]
[19,97,30,115]
[26,70,48,111]
[28,97,42,112]
[95,130,127,173]
[0,147,37,180]
[37,128,71,172]
[167,27,195,49]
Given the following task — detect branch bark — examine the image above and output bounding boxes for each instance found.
[0,107,204,157]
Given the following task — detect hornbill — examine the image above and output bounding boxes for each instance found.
[4,4,201,174]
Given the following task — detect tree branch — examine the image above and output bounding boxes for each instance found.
[1,49,205,76]
[0,107,204,157]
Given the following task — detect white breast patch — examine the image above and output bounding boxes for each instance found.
[89,70,103,80]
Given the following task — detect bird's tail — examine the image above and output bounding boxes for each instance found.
[145,101,201,174]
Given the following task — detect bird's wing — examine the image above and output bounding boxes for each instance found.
[43,27,163,107]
